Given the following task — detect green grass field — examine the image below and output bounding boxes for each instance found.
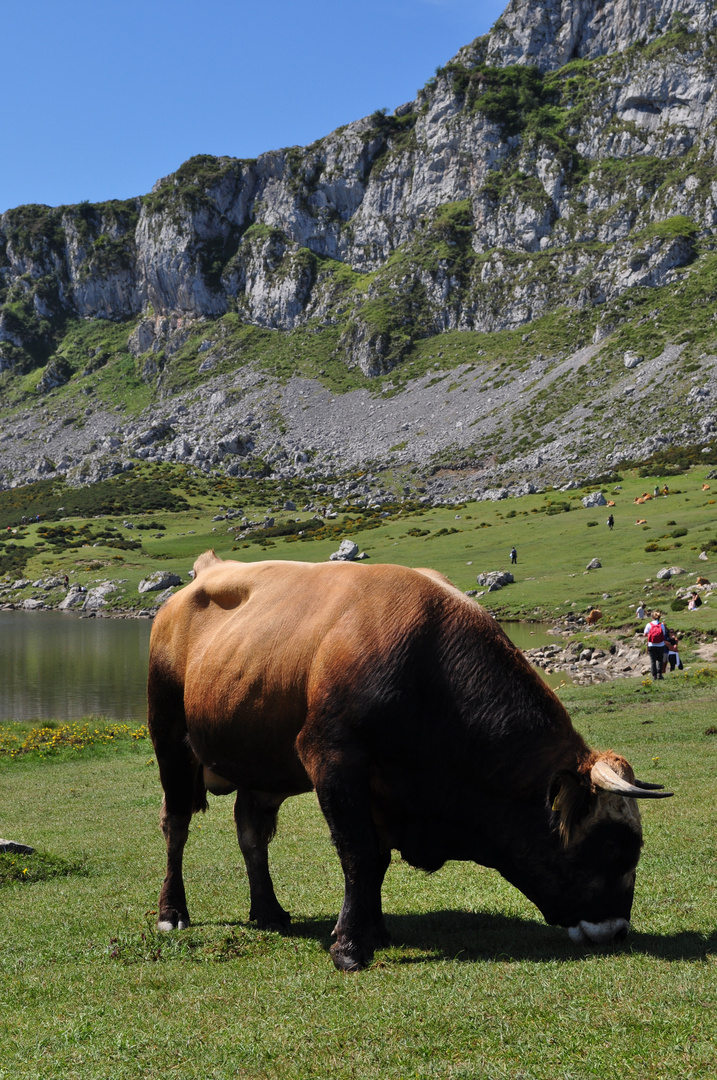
[1,673,716,1080]
[3,463,717,641]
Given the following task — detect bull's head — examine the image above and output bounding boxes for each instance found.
[503,753,672,945]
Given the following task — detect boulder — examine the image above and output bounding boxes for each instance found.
[477,571,514,589]
[42,577,64,590]
[329,540,359,562]
[138,571,183,594]
[153,587,177,605]
[482,488,510,501]
[82,582,119,611]
[582,492,607,508]
[699,551,709,561]
[0,839,34,854]
[656,566,687,580]
[586,558,602,570]
[623,351,645,369]
[22,598,45,610]
[58,587,87,610]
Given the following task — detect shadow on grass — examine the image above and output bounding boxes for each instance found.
[283,910,717,965]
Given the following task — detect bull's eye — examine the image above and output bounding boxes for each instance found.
[571,821,642,875]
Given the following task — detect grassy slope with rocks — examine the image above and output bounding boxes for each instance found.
[4,464,717,663]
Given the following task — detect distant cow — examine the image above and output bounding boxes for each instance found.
[635,519,648,525]
[696,577,710,586]
[148,554,672,971]
[702,484,710,491]
[586,608,603,626]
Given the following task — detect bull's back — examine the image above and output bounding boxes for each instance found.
[149,560,449,790]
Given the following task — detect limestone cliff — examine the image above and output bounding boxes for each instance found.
[1,0,717,495]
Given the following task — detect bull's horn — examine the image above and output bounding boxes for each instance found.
[591,760,673,799]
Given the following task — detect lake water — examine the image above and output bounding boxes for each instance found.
[0,611,152,722]
[0,611,559,723]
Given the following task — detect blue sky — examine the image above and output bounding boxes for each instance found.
[0,0,506,213]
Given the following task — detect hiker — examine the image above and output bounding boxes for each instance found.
[63,574,69,589]
[665,629,683,673]
[688,592,703,610]
[509,547,517,565]
[607,513,614,530]
[644,611,667,680]
[635,603,647,620]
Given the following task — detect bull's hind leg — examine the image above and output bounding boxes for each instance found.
[148,674,204,932]
[157,792,192,931]
[234,788,291,931]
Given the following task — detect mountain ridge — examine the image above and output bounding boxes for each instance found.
[1,0,717,500]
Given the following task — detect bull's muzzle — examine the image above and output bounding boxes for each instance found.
[568,918,630,945]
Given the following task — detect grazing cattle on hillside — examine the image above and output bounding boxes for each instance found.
[635,518,648,525]
[148,553,672,971]
[586,608,602,626]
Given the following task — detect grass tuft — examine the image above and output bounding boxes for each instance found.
[0,850,88,887]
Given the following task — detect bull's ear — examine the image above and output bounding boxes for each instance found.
[549,770,592,846]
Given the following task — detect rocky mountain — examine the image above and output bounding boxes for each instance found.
[1,0,717,499]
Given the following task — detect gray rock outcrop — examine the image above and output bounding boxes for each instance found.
[656,565,687,579]
[58,586,87,610]
[329,540,359,562]
[582,492,607,508]
[477,570,514,590]
[0,839,35,854]
[138,571,183,594]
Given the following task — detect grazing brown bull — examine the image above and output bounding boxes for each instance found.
[148,553,672,971]
[586,608,602,626]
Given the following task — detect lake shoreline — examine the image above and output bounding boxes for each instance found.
[0,599,661,691]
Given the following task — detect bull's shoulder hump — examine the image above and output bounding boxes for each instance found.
[413,567,459,591]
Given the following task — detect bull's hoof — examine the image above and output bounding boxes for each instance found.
[371,924,392,950]
[251,907,291,933]
[157,913,190,931]
[330,939,372,972]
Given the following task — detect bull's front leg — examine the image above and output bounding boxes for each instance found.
[329,836,391,972]
[310,762,391,971]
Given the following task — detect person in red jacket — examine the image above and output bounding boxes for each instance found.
[644,612,667,680]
